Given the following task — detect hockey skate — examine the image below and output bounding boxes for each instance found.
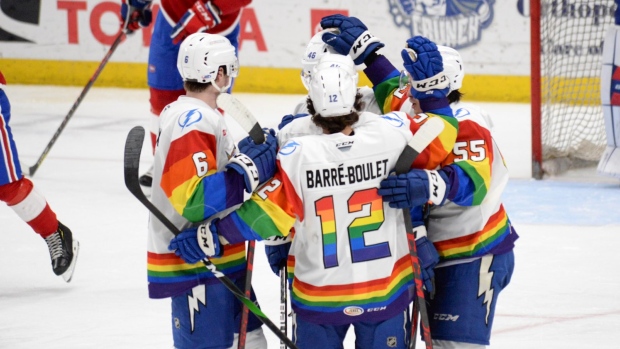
[45,221,80,282]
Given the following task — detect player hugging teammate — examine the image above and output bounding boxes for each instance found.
[157,10,516,349]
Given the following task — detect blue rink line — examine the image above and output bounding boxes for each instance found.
[501,179,620,226]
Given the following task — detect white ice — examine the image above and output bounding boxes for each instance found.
[1,85,619,348]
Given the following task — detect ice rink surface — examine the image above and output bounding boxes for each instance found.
[1,85,619,348]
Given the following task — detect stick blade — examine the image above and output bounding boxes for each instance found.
[216,93,264,144]
[124,126,146,197]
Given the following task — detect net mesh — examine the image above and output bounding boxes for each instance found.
[539,0,615,173]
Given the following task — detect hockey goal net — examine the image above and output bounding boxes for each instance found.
[531,0,615,178]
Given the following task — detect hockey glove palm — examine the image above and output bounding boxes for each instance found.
[170,1,222,45]
[278,113,309,130]
[401,36,450,100]
[320,14,384,65]
[120,0,153,32]
[168,220,222,264]
[265,235,292,276]
[378,169,449,209]
[227,128,278,192]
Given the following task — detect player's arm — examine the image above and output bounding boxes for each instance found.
[169,0,251,45]
[168,165,300,263]
[440,118,496,206]
[161,125,276,223]
[319,14,403,113]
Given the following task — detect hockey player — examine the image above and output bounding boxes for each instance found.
[169,45,456,348]
[120,0,252,188]
[321,14,518,348]
[0,70,79,282]
[147,33,273,349]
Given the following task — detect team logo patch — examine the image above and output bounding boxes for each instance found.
[387,0,496,49]
[279,140,300,156]
[381,112,405,128]
[343,306,364,316]
[454,107,471,118]
[178,108,203,129]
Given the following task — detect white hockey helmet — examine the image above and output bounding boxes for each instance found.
[437,45,464,92]
[308,54,359,117]
[300,29,338,90]
[177,33,239,90]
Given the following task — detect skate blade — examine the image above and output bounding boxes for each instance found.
[61,240,80,283]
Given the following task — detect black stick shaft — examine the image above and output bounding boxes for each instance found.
[29,30,126,177]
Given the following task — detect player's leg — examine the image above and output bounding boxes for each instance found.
[428,251,515,348]
[171,283,236,349]
[171,280,267,349]
[0,90,78,281]
[353,309,409,349]
[142,13,185,188]
[291,312,349,348]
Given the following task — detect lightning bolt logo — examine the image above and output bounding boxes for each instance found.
[478,255,495,324]
[187,284,207,332]
[178,108,203,129]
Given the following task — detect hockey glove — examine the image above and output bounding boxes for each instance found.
[264,235,292,276]
[227,128,278,193]
[120,0,153,32]
[401,36,450,100]
[168,219,222,264]
[320,14,384,65]
[378,169,450,209]
[170,1,222,45]
[278,113,309,130]
[414,226,439,296]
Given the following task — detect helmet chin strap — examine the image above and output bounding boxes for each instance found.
[212,75,232,93]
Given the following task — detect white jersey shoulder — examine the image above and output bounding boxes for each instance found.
[451,102,494,131]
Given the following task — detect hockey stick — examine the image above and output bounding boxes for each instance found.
[216,92,263,349]
[238,238,256,349]
[28,30,126,177]
[279,266,288,349]
[124,126,299,349]
[393,117,445,349]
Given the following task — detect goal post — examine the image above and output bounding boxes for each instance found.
[530,0,615,179]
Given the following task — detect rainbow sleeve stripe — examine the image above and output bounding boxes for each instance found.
[445,119,494,205]
[290,255,414,324]
[216,166,301,243]
[410,113,459,170]
[160,129,244,222]
[147,242,247,298]
[434,205,512,259]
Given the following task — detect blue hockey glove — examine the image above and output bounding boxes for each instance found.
[168,220,222,264]
[170,0,222,45]
[414,227,439,295]
[378,169,449,209]
[264,235,292,276]
[401,36,450,100]
[320,14,384,65]
[227,128,278,193]
[120,0,152,32]
[278,113,309,130]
